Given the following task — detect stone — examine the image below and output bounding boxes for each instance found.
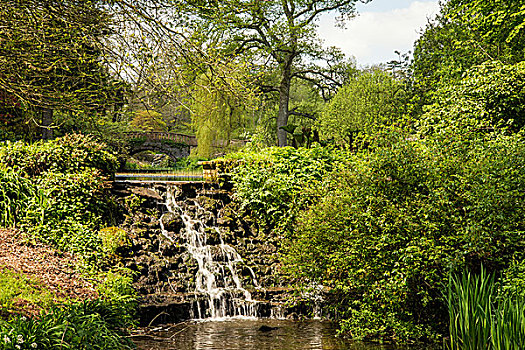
[160,211,183,233]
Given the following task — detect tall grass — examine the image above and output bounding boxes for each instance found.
[0,168,33,227]
[447,267,525,350]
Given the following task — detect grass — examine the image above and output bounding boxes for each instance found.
[0,267,56,315]
[446,267,525,350]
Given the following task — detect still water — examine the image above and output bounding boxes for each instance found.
[133,319,436,350]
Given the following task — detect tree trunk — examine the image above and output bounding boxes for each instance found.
[41,108,53,140]
[277,62,292,147]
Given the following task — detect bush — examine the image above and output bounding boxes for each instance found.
[20,170,110,255]
[319,69,407,146]
[284,133,525,342]
[99,227,129,257]
[97,270,137,327]
[0,138,119,257]
[0,133,118,176]
[419,61,525,136]
[223,145,349,231]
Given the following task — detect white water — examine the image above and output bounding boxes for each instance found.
[160,187,259,319]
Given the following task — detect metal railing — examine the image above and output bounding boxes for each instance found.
[123,132,198,146]
[122,132,249,148]
[115,169,204,183]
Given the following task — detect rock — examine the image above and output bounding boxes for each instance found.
[258,325,279,332]
[131,187,163,201]
[161,211,183,233]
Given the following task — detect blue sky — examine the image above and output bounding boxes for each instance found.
[317,0,440,66]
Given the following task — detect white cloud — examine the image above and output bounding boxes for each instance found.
[317,1,440,66]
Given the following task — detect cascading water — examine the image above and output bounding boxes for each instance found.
[160,185,260,319]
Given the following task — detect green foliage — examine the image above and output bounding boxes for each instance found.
[0,300,133,350]
[284,133,525,342]
[175,156,206,170]
[447,268,494,349]
[419,61,525,135]
[21,170,109,255]
[130,110,167,132]
[0,134,119,176]
[176,0,360,146]
[411,0,525,112]
[447,268,525,350]
[224,145,349,231]
[191,63,258,158]
[0,268,55,315]
[99,228,129,257]
[0,0,126,139]
[500,259,525,300]
[0,136,118,257]
[0,168,34,227]
[97,270,137,328]
[319,69,407,146]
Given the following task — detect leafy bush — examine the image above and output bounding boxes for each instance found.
[0,137,121,257]
[20,170,110,255]
[419,61,525,136]
[0,300,133,350]
[284,133,525,341]
[99,227,129,256]
[97,270,137,327]
[0,133,118,176]
[319,69,407,146]
[223,145,349,231]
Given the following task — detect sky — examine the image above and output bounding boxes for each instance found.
[317,0,440,66]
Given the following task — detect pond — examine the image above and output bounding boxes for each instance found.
[133,319,438,350]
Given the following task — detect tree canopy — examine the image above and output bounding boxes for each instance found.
[174,0,366,146]
[0,0,125,139]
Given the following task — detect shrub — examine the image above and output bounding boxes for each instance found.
[223,145,349,231]
[0,133,118,176]
[99,227,129,256]
[419,61,525,136]
[284,132,525,342]
[20,170,110,255]
[97,270,137,327]
[319,69,407,146]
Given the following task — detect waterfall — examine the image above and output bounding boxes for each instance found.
[160,185,259,319]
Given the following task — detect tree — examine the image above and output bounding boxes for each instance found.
[130,110,167,132]
[174,0,368,146]
[0,0,125,139]
[319,69,406,146]
[191,60,258,157]
[411,0,525,108]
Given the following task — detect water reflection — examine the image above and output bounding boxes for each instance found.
[133,319,432,350]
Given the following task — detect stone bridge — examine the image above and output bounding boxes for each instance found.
[124,132,248,161]
[125,132,195,160]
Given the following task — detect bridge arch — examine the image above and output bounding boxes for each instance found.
[125,132,196,162]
